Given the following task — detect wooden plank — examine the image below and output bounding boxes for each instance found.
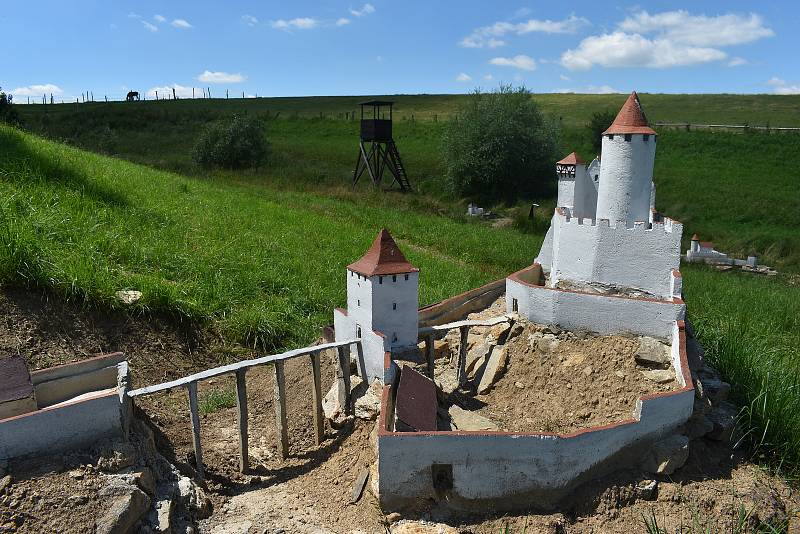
[273,361,289,459]
[336,346,351,415]
[457,325,469,387]
[349,467,370,504]
[187,382,204,481]
[425,335,435,379]
[309,351,324,446]
[128,338,360,397]
[235,369,249,473]
[418,315,510,336]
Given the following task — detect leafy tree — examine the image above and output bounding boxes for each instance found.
[587,109,617,154]
[0,87,20,126]
[192,115,269,169]
[442,85,559,202]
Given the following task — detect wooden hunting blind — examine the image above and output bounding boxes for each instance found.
[352,100,411,191]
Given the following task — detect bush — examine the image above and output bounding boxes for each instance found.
[587,109,616,154]
[192,115,268,169]
[0,87,20,126]
[441,85,558,202]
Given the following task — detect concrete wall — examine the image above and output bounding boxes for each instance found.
[506,266,685,340]
[0,361,131,461]
[596,133,656,227]
[377,322,693,511]
[346,269,419,351]
[548,211,682,299]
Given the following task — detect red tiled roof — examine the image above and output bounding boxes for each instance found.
[347,229,419,277]
[557,152,584,165]
[603,91,657,135]
[691,234,700,241]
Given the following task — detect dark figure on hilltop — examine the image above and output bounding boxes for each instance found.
[126,91,140,102]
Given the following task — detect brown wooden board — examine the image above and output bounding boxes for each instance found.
[394,365,437,432]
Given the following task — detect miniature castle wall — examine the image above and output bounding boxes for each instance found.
[546,210,682,299]
[572,164,598,220]
[346,270,419,350]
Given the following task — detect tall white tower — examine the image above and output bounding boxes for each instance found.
[345,229,419,351]
[595,92,657,227]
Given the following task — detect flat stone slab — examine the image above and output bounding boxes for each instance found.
[477,345,507,394]
[635,337,671,367]
[448,405,498,431]
[641,369,675,384]
[465,342,494,377]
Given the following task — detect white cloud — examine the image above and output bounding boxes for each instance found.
[460,15,590,48]
[767,77,800,95]
[197,70,246,84]
[489,55,536,71]
[561,32,726,70]
[141,20,158,32]
[456,73,472,82]
[271,17,318,30]
[242,15,258,27]
[147,84,195,99]
[483,74,493,81]
[554,85,621,94]
[561,10,772,71]
[171,18,192,29]
[350,3,375,17]
[618,10,773,47]
[11,83,63,97]
[153,14,166,23]
[336,17,351,26]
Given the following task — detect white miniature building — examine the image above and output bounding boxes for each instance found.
[334,229,419,382]
[534,92,683,300]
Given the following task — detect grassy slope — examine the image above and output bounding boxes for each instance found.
[0,125,539,350]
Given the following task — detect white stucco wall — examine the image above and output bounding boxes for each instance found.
[506,272,685,340]
[557,174,575,209]
[548,212,682,299]
[572,165,598,220]
[596,134,656,227]
[334,308,390,383]
[378,320,693,510]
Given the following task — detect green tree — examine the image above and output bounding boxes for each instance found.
[0,87,20,126]
[587,109,616,154]
[442,85,559,202]
[192,115,269,169]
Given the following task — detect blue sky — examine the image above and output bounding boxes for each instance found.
[3,1,799,102]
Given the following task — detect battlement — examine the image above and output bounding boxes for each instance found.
[557,208,682,235]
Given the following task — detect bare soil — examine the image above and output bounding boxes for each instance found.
[466,326,676,434]
[1,287,798,533]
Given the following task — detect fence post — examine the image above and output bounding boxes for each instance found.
[187,382,204,481]
[425,334,435,379]
[235,369,249,473]
[273,361,289,459]
[309,351,324,445]
[336,346,352,415]
[457,326,469,386]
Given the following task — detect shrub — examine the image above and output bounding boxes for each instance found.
[192,115,268,169]
[587,109,616,154]
[0,87,20,126]
[441,85,558,203]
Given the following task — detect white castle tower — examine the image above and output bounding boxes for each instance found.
[334,229,419,381]
[595,91,657,227]
[556,151,598,220]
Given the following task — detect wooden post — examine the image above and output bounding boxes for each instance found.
[336,346,351,415]
[187,382,204,480]
[354,342,367,381]
[309,351,324,445]
[425,334,435,379]
[457,326,469,386]
[235,369,249,473]
[273,361,289,459]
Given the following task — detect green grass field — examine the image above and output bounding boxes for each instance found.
[4,92,800,476]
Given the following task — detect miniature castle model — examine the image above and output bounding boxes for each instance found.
[334,229,420,382]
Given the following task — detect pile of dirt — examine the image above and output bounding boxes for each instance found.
[464,325,678,433]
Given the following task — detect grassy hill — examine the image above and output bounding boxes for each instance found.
[1,123,799,476]
[16,93,800,271]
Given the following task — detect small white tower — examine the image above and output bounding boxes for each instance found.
[345,229,419,351]
[555,152,584,211]
[690,234,700,253]
[595,92,657,227]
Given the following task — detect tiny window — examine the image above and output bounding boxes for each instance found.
[608,134,614,140]
[357,299,361,307]
[392,333,398,343]
[594,174,599,182]
[379,276,383,284]
[512,298,519,312]
[624,134,632,142]
[356,325,362,337]
[643,134,650,142]
[393,302,397,310]
[393,275,397,282]
[404,274,409,281]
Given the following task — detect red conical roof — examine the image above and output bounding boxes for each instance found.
[603,91,657,135]
[347,229,419,277]
[557,152,584,165]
